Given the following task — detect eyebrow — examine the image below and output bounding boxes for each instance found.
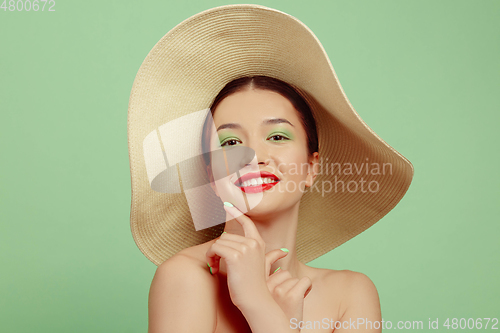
[263,118,294,127]
[216,118,294,131]
[216,123,242,131]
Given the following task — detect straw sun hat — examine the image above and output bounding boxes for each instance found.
[128,4,414,266]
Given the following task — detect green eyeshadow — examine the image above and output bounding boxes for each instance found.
[267,128,294,140]
[218,131,240,145]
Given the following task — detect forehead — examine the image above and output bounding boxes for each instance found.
[212,89,302,126]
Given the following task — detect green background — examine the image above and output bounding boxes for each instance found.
[1,0,499,331]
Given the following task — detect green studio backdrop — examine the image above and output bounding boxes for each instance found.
[1,0,499,332]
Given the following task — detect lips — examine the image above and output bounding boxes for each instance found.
[234,171,280,193]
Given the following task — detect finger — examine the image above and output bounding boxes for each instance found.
[291,276,313,298]
[274,278,300,296]
[304,285,312,298]
[219,232,250,243]
[265,248,289,276]
[205,249,220,276]
[223,202,261,240]
[215,238,247,252]
[267,269,293,292]
[220,233,267,254]
[205,242,241,275]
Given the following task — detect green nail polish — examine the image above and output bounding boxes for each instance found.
[222,231,227,234]
[223,202,234,207]
[273,267,281,274]
[280,248,289,253]
[207,263,213,275]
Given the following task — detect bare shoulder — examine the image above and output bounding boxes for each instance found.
[154,246,211,280]
[319,269,377,294]
[306,266,381,325]
[152,240,216,287]
[148,245,217,333]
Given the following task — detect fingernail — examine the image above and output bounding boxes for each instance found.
[223,202,234,207]
[222,231,227,234]
[273,267,281,274]
[207,263,213,275]
[280,248,289,253]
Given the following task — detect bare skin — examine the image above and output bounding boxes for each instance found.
[148,89,382,332]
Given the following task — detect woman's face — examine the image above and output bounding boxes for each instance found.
[208,88,319,217]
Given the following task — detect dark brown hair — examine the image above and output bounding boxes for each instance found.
[202,76,318,166]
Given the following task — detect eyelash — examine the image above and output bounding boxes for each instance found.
[268,134,290,141]
[220,138,241,146]
[220,134,290,146]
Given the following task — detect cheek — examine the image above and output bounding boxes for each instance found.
[213,177,247,211]
[209,155,247,211]
[279,150,310,179]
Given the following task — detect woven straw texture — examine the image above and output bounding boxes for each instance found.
[128,4,414,266]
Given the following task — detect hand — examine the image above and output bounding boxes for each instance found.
[266,264,312,323]
[205,203,270,309]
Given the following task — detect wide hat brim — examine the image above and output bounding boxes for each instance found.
[128,4,414,265]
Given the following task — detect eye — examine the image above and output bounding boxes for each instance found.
[267,133,290,141]
[220,138,242,146]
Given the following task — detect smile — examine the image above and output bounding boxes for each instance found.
[234,171,280,193]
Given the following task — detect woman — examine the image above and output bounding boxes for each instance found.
[128,5,413,333]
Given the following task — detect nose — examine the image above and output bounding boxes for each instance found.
[245,141,271,167]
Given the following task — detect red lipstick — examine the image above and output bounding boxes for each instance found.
[234,171,280,193]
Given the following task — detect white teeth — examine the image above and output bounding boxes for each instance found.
[238,177,277,187]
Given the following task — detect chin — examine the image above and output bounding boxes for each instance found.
[247,196,300,218]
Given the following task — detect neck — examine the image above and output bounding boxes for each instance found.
[221,201,304,278]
